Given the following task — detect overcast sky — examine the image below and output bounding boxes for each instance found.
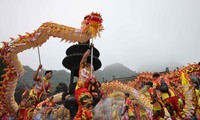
[0,0,200,72]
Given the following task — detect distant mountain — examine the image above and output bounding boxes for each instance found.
[94,63,137,82]
[17,63,136,92]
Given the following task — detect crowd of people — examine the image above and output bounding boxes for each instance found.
[93,70,200,120]
[8,43,102,120]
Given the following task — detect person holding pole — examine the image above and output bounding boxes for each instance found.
[74,43,101,120]
[17,64,53,120]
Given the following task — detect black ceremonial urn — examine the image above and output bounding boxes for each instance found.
[62,41,101,120]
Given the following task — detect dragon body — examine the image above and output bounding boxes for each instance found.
[0,12,103,116]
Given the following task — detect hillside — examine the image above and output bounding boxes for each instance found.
[94,63,137,82]
[17,63,137,92]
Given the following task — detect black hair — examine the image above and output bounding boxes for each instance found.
[145,81,153,87]
[84,15,90,20]
[45,70,53,76]
[125,93,130,97]
[152,72,160,78]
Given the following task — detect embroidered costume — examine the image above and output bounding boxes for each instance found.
[17,77,50,120]
[74,62,100,120]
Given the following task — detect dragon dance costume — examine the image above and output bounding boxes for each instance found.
[74,62,100,120]
[153,78,184,120]
[17,77,50,120]
[148,87,164,120]
[121,97,135,120]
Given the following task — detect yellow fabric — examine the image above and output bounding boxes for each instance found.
[44,78,50,93]
[112,104,120,120]
[125,98,135,116]
[140,109,148,118]
[161,89,175,100]
[164,108,171,117]
[178,98,183,109]
[180,72,189,86]
[196,89,200,118]
[144,92,151,97]
[196,108,200,118]
[153,101,162,111]
[195,89,200,107]
[195,89,200,118]
[147,88,163,111]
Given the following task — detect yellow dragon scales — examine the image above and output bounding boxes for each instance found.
[126,63,200,119]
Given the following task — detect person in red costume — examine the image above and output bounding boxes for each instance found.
[74,44,101,120]
[152,72,185,120]
[145,81,164,120]
[121,93,136,120]
[17,64,53,120]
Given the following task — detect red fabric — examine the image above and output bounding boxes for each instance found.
[164,96,180,114]
[135,106,140,120]
[1,113,9,120]
[84,110,93,119]
[18,109,31,120]
[164,96,185,120]
[74,62,99,120]
[74,88,93,120]
[75,88,89,100]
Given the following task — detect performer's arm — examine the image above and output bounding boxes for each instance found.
[151,88,157,104]
[80,44,93,64]
[33,64,42,81]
